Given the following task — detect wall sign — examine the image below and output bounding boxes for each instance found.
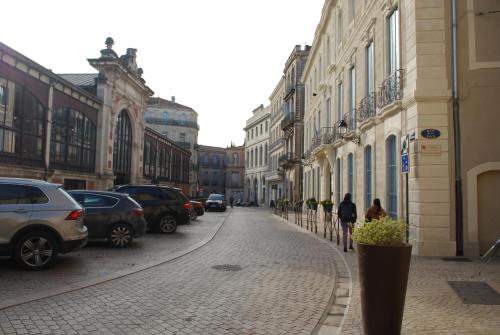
[421,129,441,139]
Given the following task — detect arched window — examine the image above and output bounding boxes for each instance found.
[347,153,354,196]
[386,135,398,218]
[51,107,96,172]
[113,110,132,179]
[0,77,46,164]
[364,145,372,210]
[259,145,263,166]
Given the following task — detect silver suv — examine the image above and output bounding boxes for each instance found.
[0,178,88,270]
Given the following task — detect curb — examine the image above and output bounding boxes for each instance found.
[0,212,230,311]
[274,213,352,335]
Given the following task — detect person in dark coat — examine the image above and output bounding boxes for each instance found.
[338,193,357,252]
[365,198,387,222]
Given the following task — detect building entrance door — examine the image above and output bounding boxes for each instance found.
[113,110,132,186]
[478,170,500,255]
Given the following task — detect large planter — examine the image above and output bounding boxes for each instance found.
[358,243,412,335]
[309,203,318,210]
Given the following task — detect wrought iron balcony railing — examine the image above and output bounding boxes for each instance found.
[377,69,404,109]
[358,92,377,122]
[343,109,357,132]
[279,152,297,167]
[319,126,337,145]
[281,112,295,130]
[269,138,284,151]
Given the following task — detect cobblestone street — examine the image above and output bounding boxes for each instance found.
[0,208,337,335]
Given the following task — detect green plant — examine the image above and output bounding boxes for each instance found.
[306,197,317,205]
[320,199,333,206]
[352,217,407,246]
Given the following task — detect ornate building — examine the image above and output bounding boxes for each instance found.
[225,144,245,202]
[197,145,227,196]
[244,104,270,205]
[0,38,190,191]
[302,0,500,256]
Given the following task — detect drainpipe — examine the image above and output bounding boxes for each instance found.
[451,0,464,256]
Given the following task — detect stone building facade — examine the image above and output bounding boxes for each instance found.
[224,144,245,202]
[0,39,190,191]
[265,77,286,204]
[145,97,199,196]
[302,0,500,256]
[197,145,227,196]
[244,104,270,205]
[280,45,309,203]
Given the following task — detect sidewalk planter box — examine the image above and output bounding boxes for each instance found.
[358,243,412,335]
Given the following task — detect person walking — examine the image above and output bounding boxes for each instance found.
[338,193,357,252]
[229,194,234,208]
[365,198,387,222]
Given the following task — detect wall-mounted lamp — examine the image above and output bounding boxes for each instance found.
[337,120,360,145]
[312,93,317,96]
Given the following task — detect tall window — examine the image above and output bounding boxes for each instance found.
[143,136,156,178]
[51,108,96,172]
[347,153,354,196]
[386,135,398,218]
[337,81,343,122]
[388,8,400,75]
[246,151,249,168]
[0,78,46,163]
[326,98,331,127]
[316,166,320,200]
[265,121,268,132]
[113,110,132,176]
[364,145,372,210]
[250,149,254,167]
[366,41,374,95]
[312,168,315,199]
[264,143,268,164]
[259,145,263,166]
[260,124,263,135]
[336,158,342,205]
[349,66,356,128]
[179,132,186,142]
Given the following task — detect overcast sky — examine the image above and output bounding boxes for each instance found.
[2,0,324,147]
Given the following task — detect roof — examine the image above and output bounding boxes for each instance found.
[147,97,197,114]
[58,73,98,87]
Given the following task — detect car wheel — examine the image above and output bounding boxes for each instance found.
[159,215,178,234]
[108,223,133,248]
[14,231,58,270]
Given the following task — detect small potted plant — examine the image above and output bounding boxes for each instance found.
[352,217,412,335]
[307,197,318,210]
[320,199,333,212]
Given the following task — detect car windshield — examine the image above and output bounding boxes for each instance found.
[208,194,224,201]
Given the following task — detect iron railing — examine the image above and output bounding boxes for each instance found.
[269,138,284,151]
[281,112,295,130]
[343,110,357,132]
[377,69,404,109]
[358,92,377,122]
[319,126,337,145]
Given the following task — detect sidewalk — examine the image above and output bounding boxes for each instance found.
[276,210,500,335]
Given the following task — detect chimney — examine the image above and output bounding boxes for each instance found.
[171,96,175,103]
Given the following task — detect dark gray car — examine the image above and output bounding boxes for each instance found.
[68,190,147,248]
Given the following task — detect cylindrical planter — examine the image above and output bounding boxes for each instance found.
[323,204,333,212]
[358,243,412,335]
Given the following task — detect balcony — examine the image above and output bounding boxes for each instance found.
[269,138,284,151]
[343,109,357,133]
[358,92,377,122]
[377,69,404,109]
[281,113,295,130]
[311,126,338,152]
[279,152,298,168]
[145,117,200,130]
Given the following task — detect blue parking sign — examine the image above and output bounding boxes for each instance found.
[401,153,409,174]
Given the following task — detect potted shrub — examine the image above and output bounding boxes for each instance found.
[307,197,318,210]
[352,218,411,335]
[320,199,333,212]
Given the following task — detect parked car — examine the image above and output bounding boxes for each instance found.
[68,190,147,248]
[191,200,205,217]
[0,178,88,270]
[114,185,191,234]
[205,194,227,212]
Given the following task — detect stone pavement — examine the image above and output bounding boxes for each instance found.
[0,212,226,305]
[278,210,500,335]
[0,208,338,335]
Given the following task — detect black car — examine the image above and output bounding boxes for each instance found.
[205,194,227,212]
[68,190,146,248]
[114,185,191,234]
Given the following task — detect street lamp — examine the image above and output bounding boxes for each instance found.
[336,120,360,145]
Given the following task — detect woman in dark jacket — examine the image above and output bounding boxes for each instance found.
[338,193,357,252]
